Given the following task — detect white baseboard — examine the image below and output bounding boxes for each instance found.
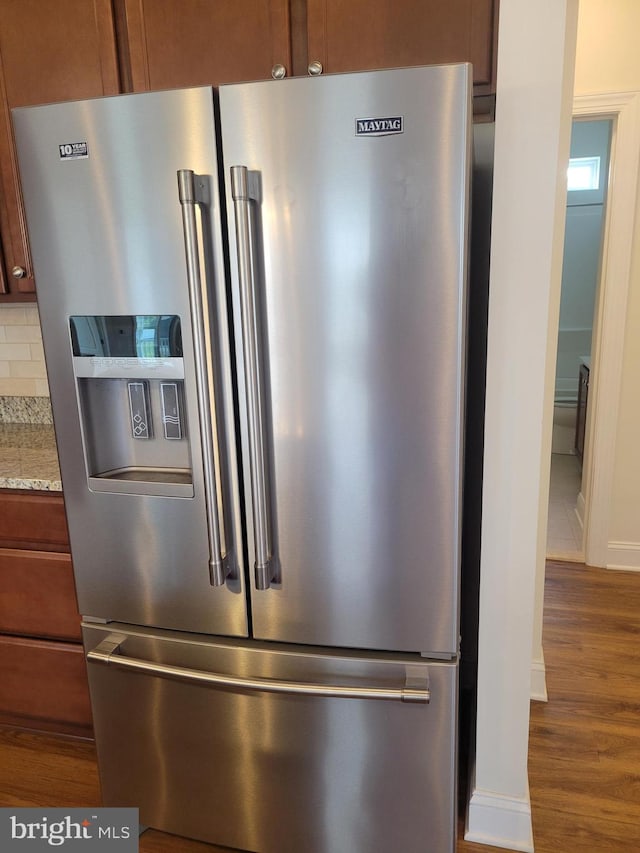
[465,781,534,852]
[607,541,640,572]
[530,652,548,702]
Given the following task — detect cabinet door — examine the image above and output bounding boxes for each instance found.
[0,634,92,736]
[122,0,292,91]
[0,491,69,552]
[307,0,497,95]
[0,549,80,641]
[0,0,119,298]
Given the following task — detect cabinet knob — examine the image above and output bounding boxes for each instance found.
[11,265,26,279]
[271,64,287,80]
[307,61,323,76]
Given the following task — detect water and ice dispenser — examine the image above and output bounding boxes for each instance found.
[70,315,193,497]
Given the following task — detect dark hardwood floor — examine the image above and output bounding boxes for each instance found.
[525,560,640,853]
[1,561,639,852]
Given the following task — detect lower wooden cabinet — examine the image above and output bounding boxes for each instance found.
[0,491,70,551]
[0,549,81,640]
[0,491,92,737]
[0,635,92,737]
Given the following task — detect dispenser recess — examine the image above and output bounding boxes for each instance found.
[70,315,193,497]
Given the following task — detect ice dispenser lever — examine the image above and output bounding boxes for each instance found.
[127,381,152,439]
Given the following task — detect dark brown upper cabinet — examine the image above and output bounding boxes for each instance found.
[120,0,293,91]
[305,0,497,98]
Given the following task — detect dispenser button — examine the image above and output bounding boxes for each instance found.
[160,382,183,440]
[127,381,151,439]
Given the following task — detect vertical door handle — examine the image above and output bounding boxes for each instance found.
[230,165,274,590]
[177,169,229,587]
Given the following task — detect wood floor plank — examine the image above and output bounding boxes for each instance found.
[529,806,640,853]
[0,728,99,807]
[140,830,235,852]
[528,756,640,825]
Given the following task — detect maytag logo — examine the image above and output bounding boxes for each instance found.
[1,808,138,851]
[355,116,404,137]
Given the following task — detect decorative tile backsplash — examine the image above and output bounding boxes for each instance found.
[0,304,50,397]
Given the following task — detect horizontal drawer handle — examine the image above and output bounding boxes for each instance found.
[87,635,430,704]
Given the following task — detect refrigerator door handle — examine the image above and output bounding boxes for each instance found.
[178,169,230,587]
[230,165,274,591]
[87,635,431,703]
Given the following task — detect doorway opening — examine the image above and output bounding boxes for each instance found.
[546,118,612,560]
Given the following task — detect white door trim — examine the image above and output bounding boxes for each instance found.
[573,91,640,568]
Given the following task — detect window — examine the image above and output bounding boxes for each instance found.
[567,156,601,191]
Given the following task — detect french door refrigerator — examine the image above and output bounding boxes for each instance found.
[13,63,471,853]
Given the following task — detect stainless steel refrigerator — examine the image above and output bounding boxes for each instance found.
[13,64,471,853]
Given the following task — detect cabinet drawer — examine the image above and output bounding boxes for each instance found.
[0,548,81,640]
[0,634,92,736]
[0,492,69,550]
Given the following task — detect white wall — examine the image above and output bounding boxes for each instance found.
[465,1,578,849]
[573,0,640,554]
[555,205,602,397]
[560,206,603,329]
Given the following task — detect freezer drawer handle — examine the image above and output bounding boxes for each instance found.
[178,169,230,587]
[230,165,274,591]
[87,635,430,703]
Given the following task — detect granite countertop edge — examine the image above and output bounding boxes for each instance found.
[0,475,63,492]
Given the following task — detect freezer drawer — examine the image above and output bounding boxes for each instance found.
[84,624,458,853]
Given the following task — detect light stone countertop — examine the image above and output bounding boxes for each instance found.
[0,423,62,491]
